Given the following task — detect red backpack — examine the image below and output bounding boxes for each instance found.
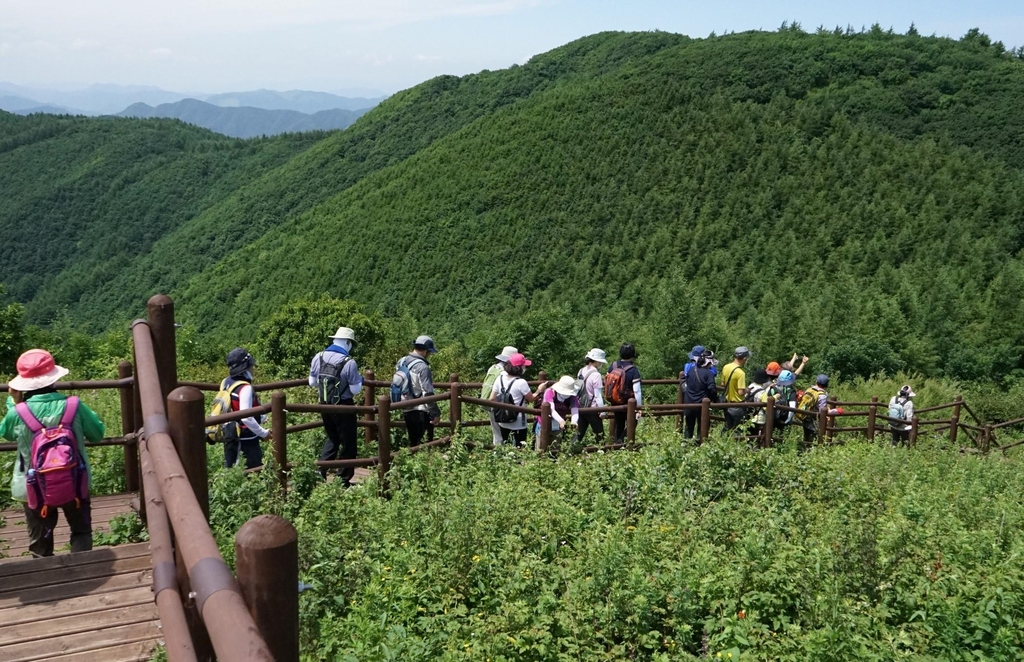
[16,397,88,514]
[604,362,631,405]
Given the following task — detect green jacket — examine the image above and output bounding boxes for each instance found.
[0,393,105,502]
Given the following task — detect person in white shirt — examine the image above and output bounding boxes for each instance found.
[889,384,916,446]
[482,346,517,444]
[222,348,269,469]
[488,352,545,447]
[574,348,607,444]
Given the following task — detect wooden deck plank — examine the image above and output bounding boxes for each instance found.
[0,586,152,628]
[0,620,161,662]
[0,568,151,609]
[42,640,160,662]
[0,603,159,646]
[0,554,151,595]
[0,543,149,579]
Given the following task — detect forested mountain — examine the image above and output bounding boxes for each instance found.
[1,27,1023,383]
[116,99,369,138]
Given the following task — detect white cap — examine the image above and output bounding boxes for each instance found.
[328,327,356,342]
[495,346,519,362]
[585,348,607,363]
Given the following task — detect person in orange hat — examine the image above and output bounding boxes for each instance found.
[1,349,106,557]
[765,361,782,378]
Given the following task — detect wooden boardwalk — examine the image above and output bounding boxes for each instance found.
[0,494,161,661]
[1,493,138,561]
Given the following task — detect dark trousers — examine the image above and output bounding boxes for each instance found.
[612,411,628,443]
[25,500,92,557]
[892,429,910,446]
[801,423,817,451]
[319,400,357,482]
[684,409,700,439]
[574,411,604,445]
[724,406,745,431]
[225,436,263,469]
[405,410,435,447]
[499,426,528,447]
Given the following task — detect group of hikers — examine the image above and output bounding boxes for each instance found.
[2,334,920,557]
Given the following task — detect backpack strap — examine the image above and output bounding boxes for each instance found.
[14,402,43,434]
[60,396,80,427]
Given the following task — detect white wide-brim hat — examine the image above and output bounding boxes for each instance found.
[552,375,577,397]
[328,327,356,342]
[585,348,607,363]
[9,359,69,391]
[496,345,519,362]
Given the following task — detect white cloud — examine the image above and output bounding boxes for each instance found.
[415,54,443,61]
[70,38,102,50]
[149,47,173,57]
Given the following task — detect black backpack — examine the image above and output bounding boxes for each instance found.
[317,354,352,405]
[493,375,520,424]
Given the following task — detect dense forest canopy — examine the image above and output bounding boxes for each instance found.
[1,26,1023,383]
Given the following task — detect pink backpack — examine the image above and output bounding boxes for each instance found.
[16,396,88,514]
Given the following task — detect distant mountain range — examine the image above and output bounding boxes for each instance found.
[0,82,385,116]
[116,98,369,138]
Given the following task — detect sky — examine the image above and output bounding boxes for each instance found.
[1,0,1021,95]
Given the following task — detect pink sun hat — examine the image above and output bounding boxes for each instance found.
[507,352,532,367]
[9,349,69,391]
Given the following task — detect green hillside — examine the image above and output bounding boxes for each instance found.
[2,28,1024,382]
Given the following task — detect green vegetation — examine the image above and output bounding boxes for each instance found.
[1,27,1023,387]
[206,424,1024,660]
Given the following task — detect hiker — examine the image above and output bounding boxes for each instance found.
[682,350,719,439]
[796,374,834,451]
[489,352,545,447]
[721,347,751,430]
[889,385,916,446]
[747,368,771,440]
[536,375,580,449]
[393,336,442,447]
[606,343,642,443]
[683,345,718,378]
[483,346,517,444]
[222,348,269,469]
[757,369,798,442]
[1,349,105,557]
[781,353,810,376]
[765,361,782,380]
[574,348,607,445]
[309,327,364,484]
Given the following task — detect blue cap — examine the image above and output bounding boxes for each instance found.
[778,370,796,386]
[689,345,705,360]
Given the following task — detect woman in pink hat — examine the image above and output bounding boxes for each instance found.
[488,352,545,447]
[0,349,106,557]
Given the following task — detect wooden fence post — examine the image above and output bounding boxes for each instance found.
[271,391,287,495]
[827,397,837,445]
[364,370,377,445]
[816,403,827,446]
[676,371,684,433]
[950,395,962,445]
[147,294,177,402]
[763,396,775,448]
[449,380,462,435]
[539,402,552,452]
[626,398,637,445]
[377,395,392,498]
[118,360,140,493]
[167,386,209,520]
[983,424,992,453]
[699,397,710,442]
[910,416,919,448]
[867,395,878,443]
[165,385,213,661]
[235,515,299,662]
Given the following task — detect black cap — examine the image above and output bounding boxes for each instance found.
[619,343,636,360]
[226,348,254,376]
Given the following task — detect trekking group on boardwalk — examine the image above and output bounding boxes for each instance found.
[3,334,920,554]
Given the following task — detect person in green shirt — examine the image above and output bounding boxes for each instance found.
[1,349,105,557]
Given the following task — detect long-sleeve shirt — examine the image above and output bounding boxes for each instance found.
[309,346,363,399]
[235,383,269,439]
[398,354,441,419]
[0,393,105,502]
[683,367,719,404]
[578,365,604,407]
[542,389,579,429]
[889,396,915,431]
